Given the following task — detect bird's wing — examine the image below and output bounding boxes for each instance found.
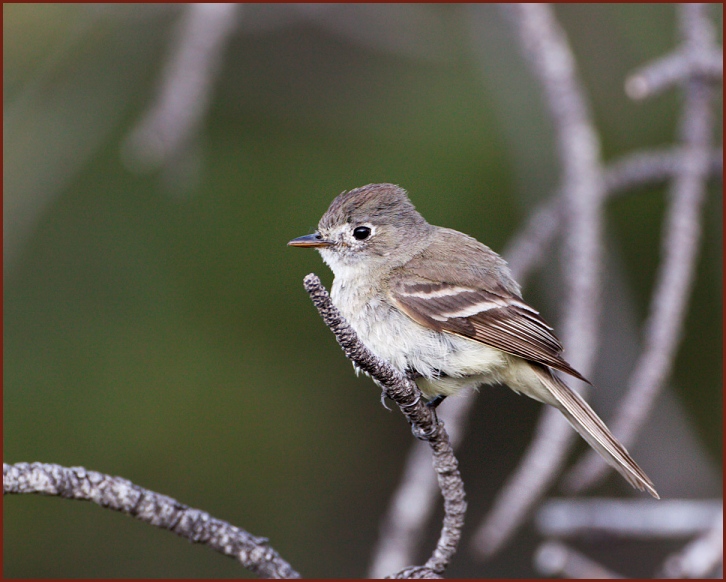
[389,277,590,383]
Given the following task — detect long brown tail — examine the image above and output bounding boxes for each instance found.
[532,365,659,499]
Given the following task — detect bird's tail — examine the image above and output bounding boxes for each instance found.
[531,365,659,499]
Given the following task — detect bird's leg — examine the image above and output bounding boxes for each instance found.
[405,368,447,409]
[425,395,447,409]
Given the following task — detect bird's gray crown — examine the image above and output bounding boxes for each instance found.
[319,183,428,230]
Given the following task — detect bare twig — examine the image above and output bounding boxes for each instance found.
[626,50,722,100]
[302,274,466,577]
[367,390,476,577]
[660,507,723,578]
[504,145,722,280]
[534,541,625,579]
[3,462,299,578]
[625,3,722,100]
[604,146,722,194]
[564,3,720,495]
[472,3,606,559]
[536,498,722,538]
[122,3,238,174]
[502,197,562,282]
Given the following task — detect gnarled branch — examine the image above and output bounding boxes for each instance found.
[3,462,299,579]
[302,274,466,577]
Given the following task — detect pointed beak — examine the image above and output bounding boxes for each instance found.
[287,232,334,248]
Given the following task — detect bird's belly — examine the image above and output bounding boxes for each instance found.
[331,283,509,397]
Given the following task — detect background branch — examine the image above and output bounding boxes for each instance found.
[3,462,300,579]
[534,541,625,579]
[504,146,722,280]
[564,2,720,494]
[472,2,606,559]
[535,498,722,538]
[122,3,238,189]
[661,507,723,578]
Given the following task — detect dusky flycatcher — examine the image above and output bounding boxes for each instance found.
[289,183,658,498]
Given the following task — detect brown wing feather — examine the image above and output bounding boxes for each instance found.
[390,280,590,384]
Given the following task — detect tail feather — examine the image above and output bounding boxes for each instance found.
[532,365,659,499]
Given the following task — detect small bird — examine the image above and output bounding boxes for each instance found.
[289,183,658,498]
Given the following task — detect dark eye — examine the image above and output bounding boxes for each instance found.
[353,226,371,240]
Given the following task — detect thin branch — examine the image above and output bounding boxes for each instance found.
[502,197,562,282]
[564,3,720,495]
[505,145,722,287]
[3,462,299,579]
[625,3,722,100]
[302,274,466,578]
[660,507,724,578]
[534,541,625,579]
[604,146,722,194]
[626,50,722,100]
[387,566,443,579]
[122,3,238,173]
[367,390,476,578]
[535,498,722,538]
[472,3,606,560]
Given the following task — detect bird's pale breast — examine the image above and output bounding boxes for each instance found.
[330,275,510,397]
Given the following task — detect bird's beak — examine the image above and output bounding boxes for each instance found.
[287,233,334,248]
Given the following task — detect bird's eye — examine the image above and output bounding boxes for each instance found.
[353,226,371,240]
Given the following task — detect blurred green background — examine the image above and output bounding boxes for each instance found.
[4,4,722,578]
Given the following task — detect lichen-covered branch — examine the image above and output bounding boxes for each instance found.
[303,274,466,578]
[367,391,476,578]
[3,462,300,579]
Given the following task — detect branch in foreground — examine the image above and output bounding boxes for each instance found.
[367,390,476,577]
[303,274,466,578]
[3,462,300,579]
